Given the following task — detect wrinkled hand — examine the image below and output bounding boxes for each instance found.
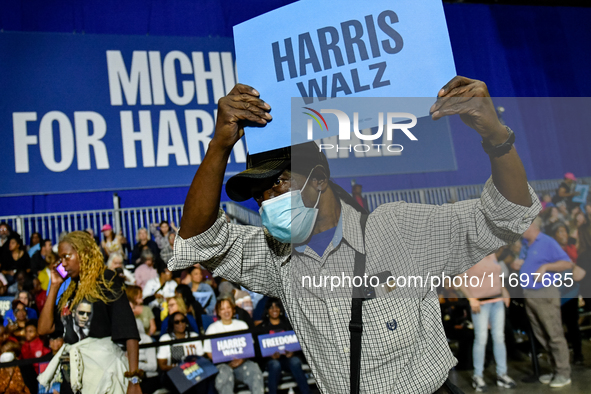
[430,76,507,144]
[213,84,272,150]
[271,352,281,360]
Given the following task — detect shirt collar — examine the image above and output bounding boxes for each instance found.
[294,211,342,254]
[294,201,365,254]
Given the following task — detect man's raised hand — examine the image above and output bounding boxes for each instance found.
[213,84,272,150]
[430,76,508,145]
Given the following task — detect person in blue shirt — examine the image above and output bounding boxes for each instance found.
[3,291,37,326]
[513,217,573,388]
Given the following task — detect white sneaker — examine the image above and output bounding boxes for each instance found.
[472,375,487,392]
[539,373,553,384]
[496,374,517,388]
[549,375,571,388]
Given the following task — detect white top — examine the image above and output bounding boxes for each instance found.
[136,319,158,377]
[203,319,249,354]
[157,332,203,366]
[142,277,177,299]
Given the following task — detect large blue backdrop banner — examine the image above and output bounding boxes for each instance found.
[0,32,243,196]
[1,31,458,197]
[0,2,590,215]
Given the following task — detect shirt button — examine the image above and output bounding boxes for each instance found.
[333,307,339,313]
[344,346,349,353]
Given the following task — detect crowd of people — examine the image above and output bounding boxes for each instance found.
[0,220,311,394]
[439,173,591,391]
[0,170,588,393]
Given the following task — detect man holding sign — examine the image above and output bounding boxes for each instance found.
[171,75,540,393]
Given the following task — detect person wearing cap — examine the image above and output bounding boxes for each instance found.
[100,224,126,260]
[170,78,541,393]
[552,172,579,211]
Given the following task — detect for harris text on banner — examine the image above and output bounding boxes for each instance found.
[233,0,456,153]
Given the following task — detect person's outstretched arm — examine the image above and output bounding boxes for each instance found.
[431,76,532,207]
[178,84,272,239]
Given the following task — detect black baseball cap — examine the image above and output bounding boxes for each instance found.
[225,141,330,202]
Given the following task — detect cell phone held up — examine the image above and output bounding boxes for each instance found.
[55,262,68,279]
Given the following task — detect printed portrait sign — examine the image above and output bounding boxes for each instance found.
[257,330,302,357]
[210,333,255,364]
[233,0,456,153]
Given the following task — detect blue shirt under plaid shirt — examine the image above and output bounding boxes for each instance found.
[170,177,540,394]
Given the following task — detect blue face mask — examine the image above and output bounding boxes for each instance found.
[259,170,321,244]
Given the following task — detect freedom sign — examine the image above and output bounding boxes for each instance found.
[258,330,302,357]
[233,0,456,153]
[211,333,255,364]
[0,32,246,196]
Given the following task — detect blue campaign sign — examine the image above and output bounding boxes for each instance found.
[320,117,457,177]
[211,333,255,364]
[233,0,456,153]
[258,330,302,357]
[290,97,457,176]
[0,31,246,196]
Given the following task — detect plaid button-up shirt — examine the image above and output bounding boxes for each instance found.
[170,177,541,393]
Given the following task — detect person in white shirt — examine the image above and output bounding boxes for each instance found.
[203,297,263,394]
[142,265,177,303]
[157,311,212,393]
[107,253,135,285]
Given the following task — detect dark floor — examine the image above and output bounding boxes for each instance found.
[448,338,591,393]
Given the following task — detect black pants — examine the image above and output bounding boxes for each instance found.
[433,378,465,394]
[60,380,75,394]
[561,297,582,359]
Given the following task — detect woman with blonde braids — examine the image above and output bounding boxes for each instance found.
[38,231,142,394]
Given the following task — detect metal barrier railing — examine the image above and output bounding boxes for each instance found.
[0,201,260,246]
[0,177,588,245]
[364,177,591,212]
